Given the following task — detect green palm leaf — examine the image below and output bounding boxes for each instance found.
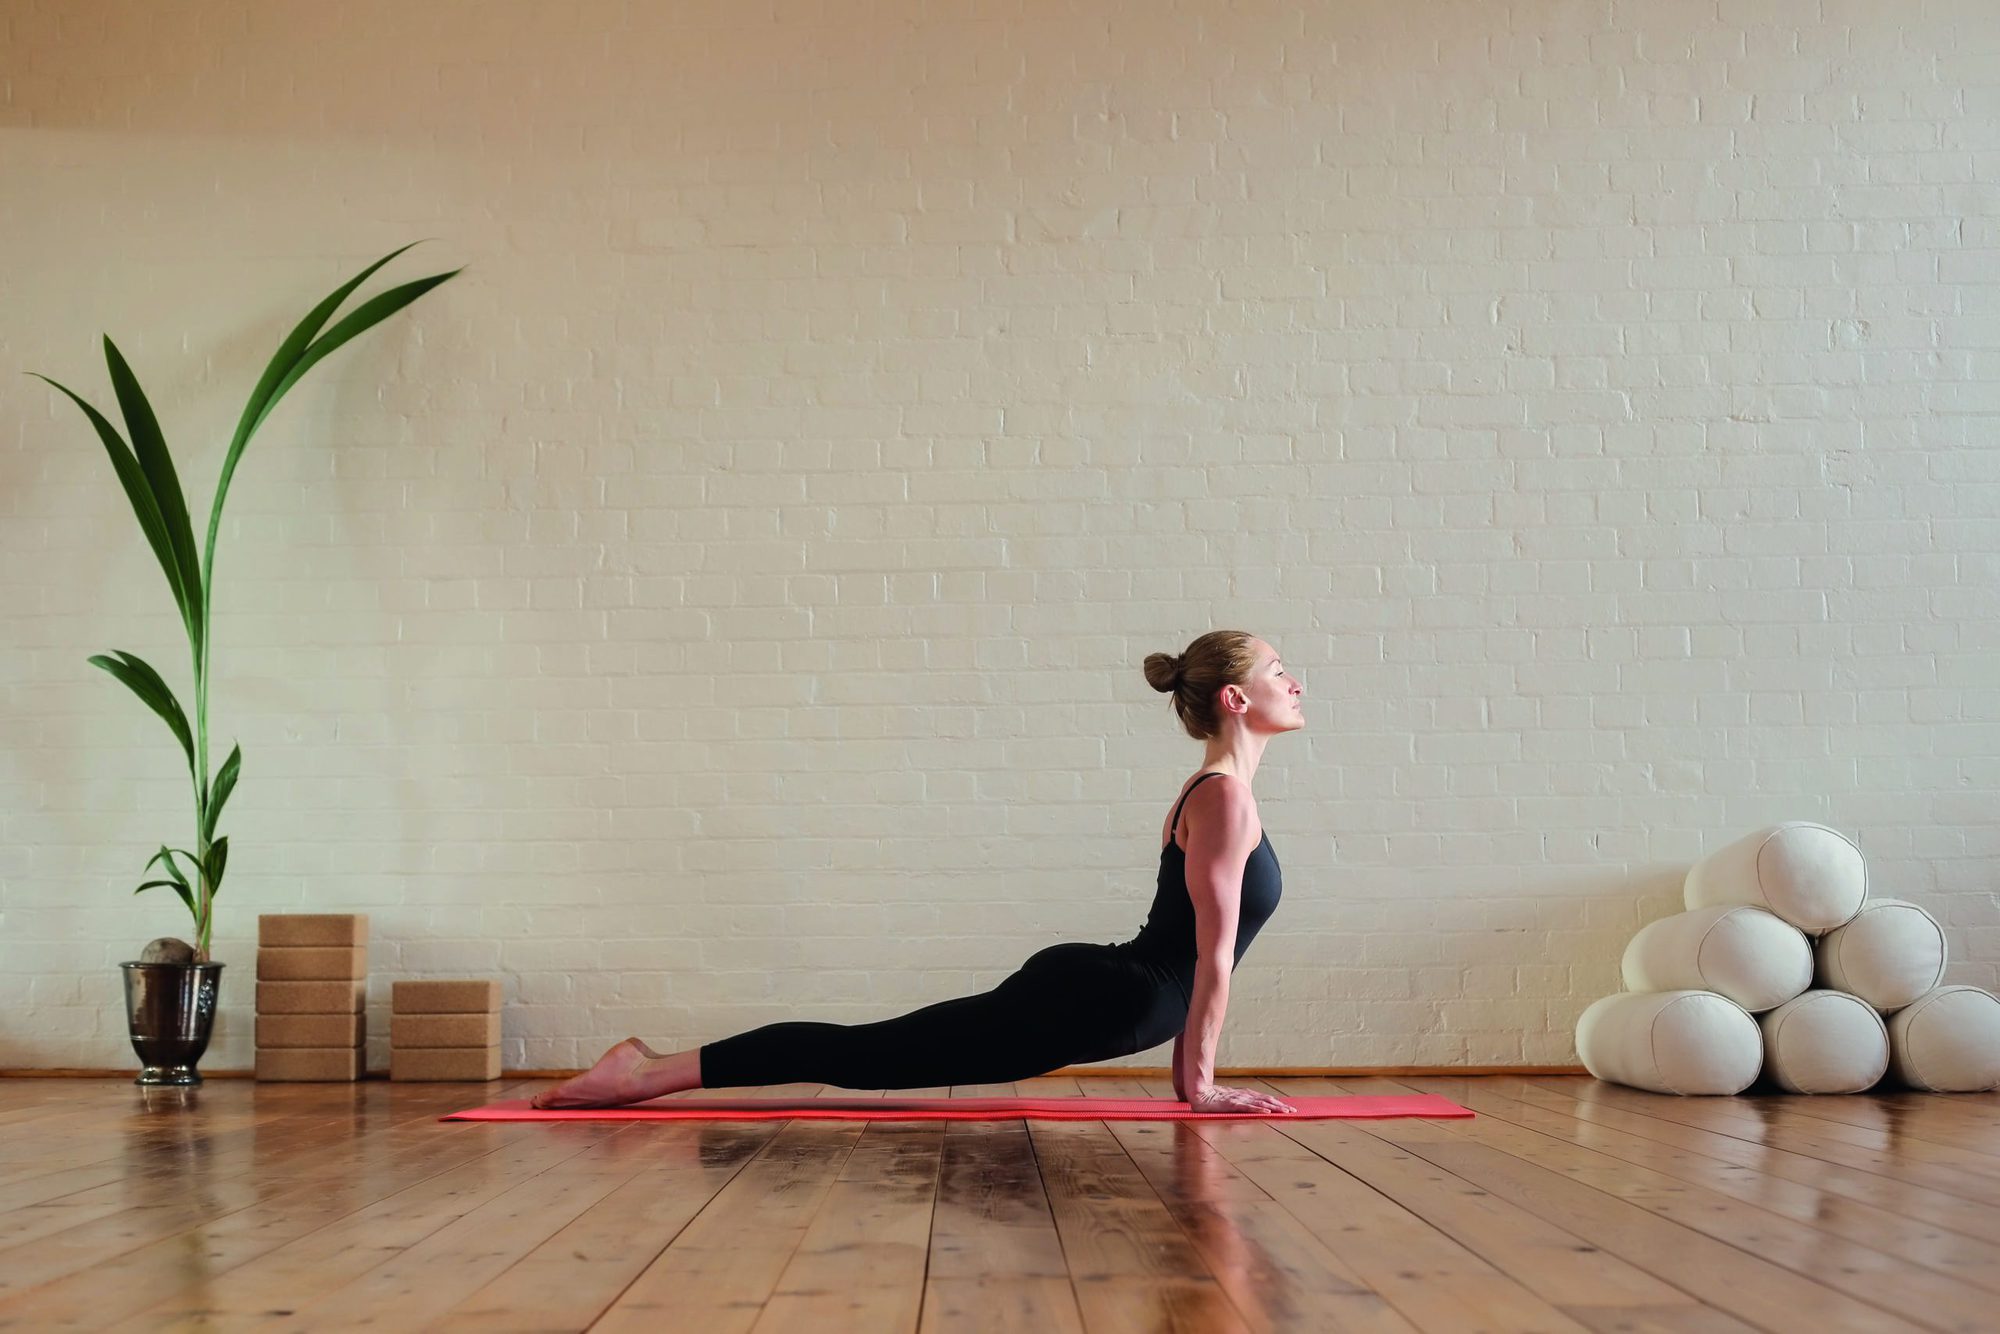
[203,836,229,897]
[133,878,197,917]
[145,845,199,879]
[140,845,198,919]
[102,337,203,658]
[87,650,195,776]
[203,743,241,843]
[253,269,465,438]
[27,374,197,639]
[202,242,462,607]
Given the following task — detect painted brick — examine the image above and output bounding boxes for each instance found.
[3,0,1996,1078]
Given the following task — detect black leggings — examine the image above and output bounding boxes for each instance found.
[697,942,1188,1090]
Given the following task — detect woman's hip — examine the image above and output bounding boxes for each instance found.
[1011,942,1173,1048]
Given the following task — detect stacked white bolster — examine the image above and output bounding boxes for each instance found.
[1576,822,2000,1096]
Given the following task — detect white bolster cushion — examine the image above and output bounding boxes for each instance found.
[1684,822,1867,934]
[1814,899,1948,1013]
[1621,906,1813,1014]
[1887,986,2000,1093]
[1576,991,1763,1096]
[1758,990,1890,1094]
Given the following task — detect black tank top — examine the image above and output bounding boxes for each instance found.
[1119,772,1282,1002]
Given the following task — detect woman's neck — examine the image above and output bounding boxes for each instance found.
[1199,727,1270,787]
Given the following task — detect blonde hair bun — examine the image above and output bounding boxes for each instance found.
[1143,632,1259,739]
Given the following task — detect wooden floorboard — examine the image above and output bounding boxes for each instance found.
[1519,1075,2000,1207]
[1420,1076,2000,1289]
[0,1074,1991,1332]
[1496,1076,2000,1246]
[1315,1076,1981,1332]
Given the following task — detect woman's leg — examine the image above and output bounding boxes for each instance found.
[534,945,1145,1108]
[531,1037,701,1108]
[534,985,1038,1109]
[698,980,1055,1091]
[702,943,1149,1090]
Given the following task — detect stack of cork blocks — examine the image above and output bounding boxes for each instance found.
[391,979,502,1081]
[255,914,368,1082]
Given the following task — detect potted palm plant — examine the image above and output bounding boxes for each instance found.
[29,242,463,1085]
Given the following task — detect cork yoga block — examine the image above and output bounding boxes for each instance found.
[256,980,366,1014]
[256,946,367,982]
[392,979,501,1013]
[257,1012,366,1048]
[256,1046,364,1082]
[392,1012,502,1048]
[259,914,368,948]
[391,1046,502,1081]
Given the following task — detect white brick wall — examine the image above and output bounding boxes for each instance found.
[2,0,1996,1074]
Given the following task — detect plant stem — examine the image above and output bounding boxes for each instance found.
[193,610,211,963]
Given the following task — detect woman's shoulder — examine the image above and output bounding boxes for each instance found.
[1187,769,1255,804]
[1183,771,1260,834]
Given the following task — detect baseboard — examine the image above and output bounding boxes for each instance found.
[0,1064,1588,1080]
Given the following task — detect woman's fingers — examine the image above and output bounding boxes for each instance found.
[1189,1086,1298,1115]
[1234,1090,1286,1112]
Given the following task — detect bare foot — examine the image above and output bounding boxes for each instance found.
[531,1037,664,1109]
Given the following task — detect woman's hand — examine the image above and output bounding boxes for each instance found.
[1187,1084,1297,1115]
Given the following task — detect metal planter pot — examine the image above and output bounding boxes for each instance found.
[120,961,224,1085]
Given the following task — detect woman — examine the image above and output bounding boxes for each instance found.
[532,630,1302,1115]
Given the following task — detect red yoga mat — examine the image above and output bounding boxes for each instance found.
[442,1093,1472,1122]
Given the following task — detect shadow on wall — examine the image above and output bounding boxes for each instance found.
[0,4,790,154]
[0,0,1345,147]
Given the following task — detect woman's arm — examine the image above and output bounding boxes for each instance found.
[1175,970,1231,1097]
[1171,776,1259,1100]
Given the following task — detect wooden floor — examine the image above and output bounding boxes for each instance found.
[0,1073,1996,1332]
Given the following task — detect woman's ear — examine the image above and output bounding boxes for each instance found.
[1220,684,1248,714]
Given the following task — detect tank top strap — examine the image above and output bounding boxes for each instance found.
[1166,771,1225,848]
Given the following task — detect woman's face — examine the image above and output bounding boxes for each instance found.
[1223,640,1304,735]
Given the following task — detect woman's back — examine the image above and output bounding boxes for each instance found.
[1120,772,1283,1002]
